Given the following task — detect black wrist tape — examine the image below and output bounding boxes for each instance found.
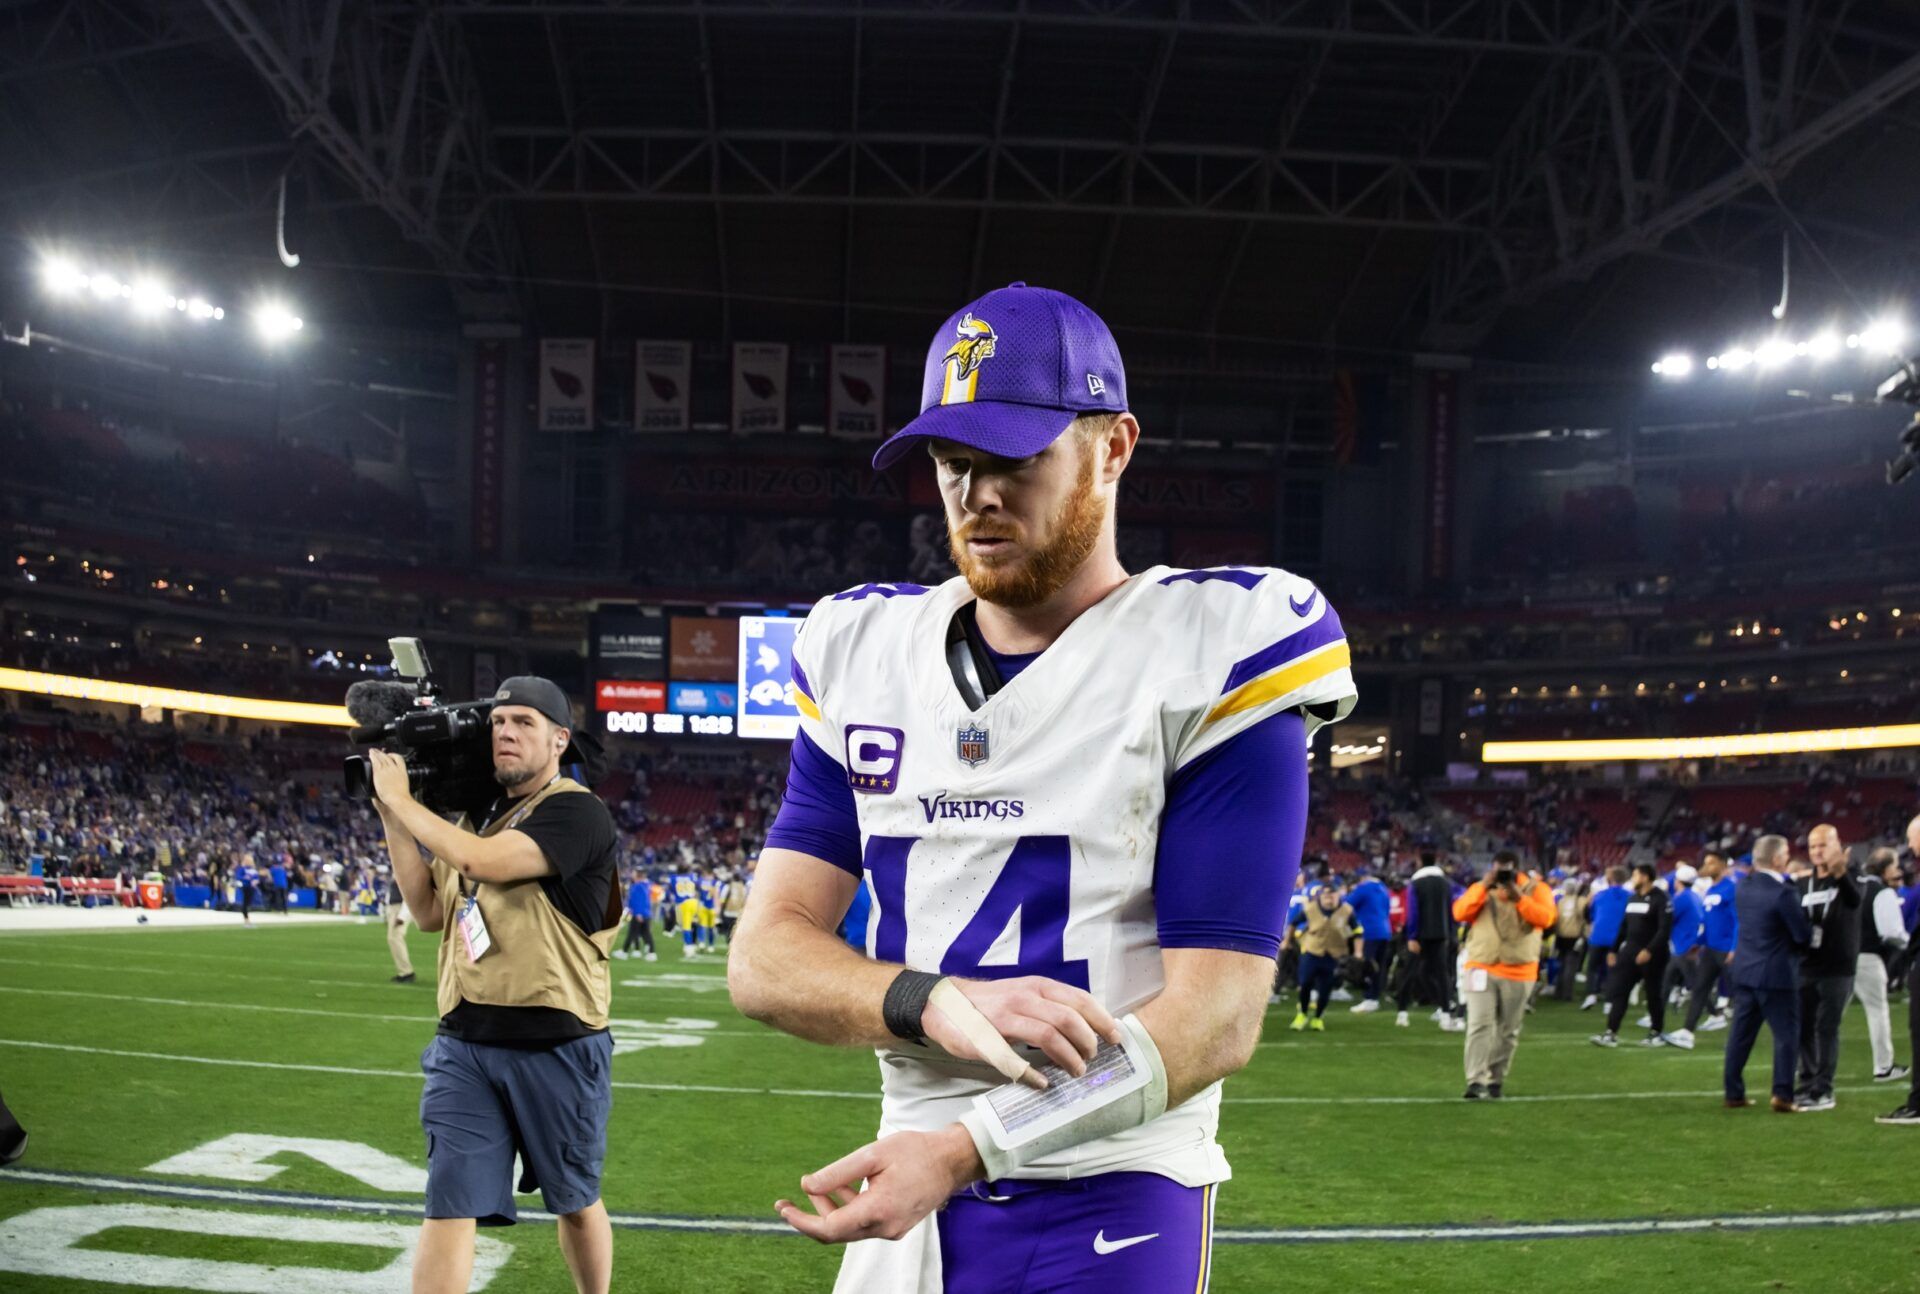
[883,969,944,1043]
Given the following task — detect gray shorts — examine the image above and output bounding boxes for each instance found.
[419,1031,613,1225]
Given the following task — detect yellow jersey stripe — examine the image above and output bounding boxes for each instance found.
[1203,640,1351,727]
[794,690,822,722]
[1193,1182,1215,1294]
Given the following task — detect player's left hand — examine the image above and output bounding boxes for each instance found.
[368,750,414,808]
[775,1124,982,1244]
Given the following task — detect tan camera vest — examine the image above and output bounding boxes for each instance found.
[1299,901,1356,958]
[1464,880,1548,969]
[433,777,619,1028]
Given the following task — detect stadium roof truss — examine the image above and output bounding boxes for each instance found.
[5,0,1920,375]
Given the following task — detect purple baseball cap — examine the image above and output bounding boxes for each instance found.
[872,282,1128,471]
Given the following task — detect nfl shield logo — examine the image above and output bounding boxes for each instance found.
[956,724,990,768]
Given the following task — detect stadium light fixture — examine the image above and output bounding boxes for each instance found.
[41,258,87,295]
[1859,317,1906,356]
[1754,337,1795,369]
[1652,353,1693,378]
[1807,331,1840,360]
[254,302,305,343]
[129,279,174,316]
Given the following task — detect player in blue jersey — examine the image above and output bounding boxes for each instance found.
[728,284,1356,1292]
[616,868,657,961]
[232,854,260,926]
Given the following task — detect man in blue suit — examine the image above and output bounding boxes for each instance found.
[1724,835,1814,1112]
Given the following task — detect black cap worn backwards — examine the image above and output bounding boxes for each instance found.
[492,676,574,731]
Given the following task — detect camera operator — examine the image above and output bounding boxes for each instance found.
[1792,824,1860,1111]
[1453,850,1557,1099]
[371,677,621,1294]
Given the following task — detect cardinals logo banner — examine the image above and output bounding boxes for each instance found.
[634,341,692,433]
[829,344,887,438]
[539,338,595,432]
[731,342,789,434]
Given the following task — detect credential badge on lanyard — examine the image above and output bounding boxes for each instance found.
[459,777,555,963]
[458,894,492,963]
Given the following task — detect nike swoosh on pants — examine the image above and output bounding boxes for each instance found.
[1092,1230,1160,1255]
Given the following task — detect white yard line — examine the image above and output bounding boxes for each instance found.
[0,1037,1886,1107]
[0,985,776,1036]
[3,1168,1915,1246]
[0,1039,879,1100]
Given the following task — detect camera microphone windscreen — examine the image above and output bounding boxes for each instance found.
[345,680,418,739]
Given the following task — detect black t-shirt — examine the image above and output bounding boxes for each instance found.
[1617,886,1670,955]
[437,787,619,1048]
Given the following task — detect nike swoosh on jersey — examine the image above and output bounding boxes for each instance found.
[1092,1230,1160,1255]
[1288,587,1319,616]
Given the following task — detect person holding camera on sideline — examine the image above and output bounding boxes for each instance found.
[1454,850,1557,1099]
[372,677,622,1294]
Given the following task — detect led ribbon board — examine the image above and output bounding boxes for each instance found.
[1483,724,1920,763]
[0,668,353,728]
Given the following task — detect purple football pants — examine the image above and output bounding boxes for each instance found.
[936,1172,1217,1293]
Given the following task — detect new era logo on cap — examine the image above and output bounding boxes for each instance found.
[872,282,1127,470]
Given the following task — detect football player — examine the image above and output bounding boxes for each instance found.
[674,875,702,957]
[728,284,1355,1292]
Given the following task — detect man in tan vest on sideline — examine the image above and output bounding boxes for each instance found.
[1453,849,1558,1100]
[371,676,622,1294]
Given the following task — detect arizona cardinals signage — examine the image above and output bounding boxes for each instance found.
[828,344,887,437]
[538,338,595,431]
[634,340,692,433]
[731,342,789,433]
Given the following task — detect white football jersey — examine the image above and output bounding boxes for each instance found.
[791,565,1356,1186]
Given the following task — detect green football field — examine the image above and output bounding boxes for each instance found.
[1,917,1916,1292]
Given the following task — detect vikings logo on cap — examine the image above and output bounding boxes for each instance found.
[940,313,997,406]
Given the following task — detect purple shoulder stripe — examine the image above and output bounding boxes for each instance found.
[790,655,814,701]
[1221,606,1346,695]
[1158,568,1267,590]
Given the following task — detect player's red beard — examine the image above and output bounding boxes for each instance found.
[948,441,1107,609]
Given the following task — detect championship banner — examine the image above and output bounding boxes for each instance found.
[1425,368,1457,584]
[472,651,500,702]
[634,340,691,433]
[731,342,788,434]
[471,340,505,558]
[828,344,887,437]
[539,338,595,432]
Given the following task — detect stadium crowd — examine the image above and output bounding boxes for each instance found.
[6,709,1917,1122]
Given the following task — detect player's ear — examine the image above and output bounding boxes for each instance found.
[1098,413,1140,486]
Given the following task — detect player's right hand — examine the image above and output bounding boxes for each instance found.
[922,976,1124,1078]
